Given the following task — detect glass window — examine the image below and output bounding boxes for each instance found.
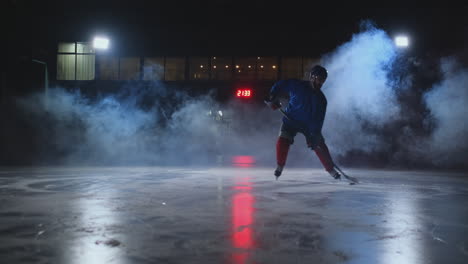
[281,57,303,79]
[210,56,232,80]
[143,57,164,80]
[303,57,321,79]
[58,42,75,53]
[97,56,119,80]
[189,57,210,80]
[76,42,94,53]
[257,56,278,80]
[57,54,76,80]
[119,57,140,80]
[76,55,95,80]
[165,57,185,81]
[234,57,256,81]
[57,42,95,80]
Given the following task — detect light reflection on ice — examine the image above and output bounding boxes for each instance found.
[231,176,255,263]
[67,192,124,264]
[381,190,423,264]
[323,184,425,263]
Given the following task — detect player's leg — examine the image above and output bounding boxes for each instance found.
[309,137,341,179]
[275,124,296,178]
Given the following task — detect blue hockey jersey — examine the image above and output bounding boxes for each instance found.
[270,79,327,136]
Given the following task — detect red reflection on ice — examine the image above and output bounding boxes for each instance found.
[232,156,255,168]
[233,193,254,248]
[231,178,255,263]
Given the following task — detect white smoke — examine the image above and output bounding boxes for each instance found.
[17,87,160,164]
[321,23,401,155]
[423,58,468,166]
[318,22,468,168]
[13,83,279,166]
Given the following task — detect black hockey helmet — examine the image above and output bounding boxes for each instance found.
[309,65,328,79]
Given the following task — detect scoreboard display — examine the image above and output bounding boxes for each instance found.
[236,89,252,98]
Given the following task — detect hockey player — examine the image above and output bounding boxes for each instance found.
[265,65,343,180]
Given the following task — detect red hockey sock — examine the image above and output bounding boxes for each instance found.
[314,140,335,172]
[276,137,291,167]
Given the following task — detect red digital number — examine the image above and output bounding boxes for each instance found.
[236,89,252,98]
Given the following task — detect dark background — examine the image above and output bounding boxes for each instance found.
[6,1,468,58]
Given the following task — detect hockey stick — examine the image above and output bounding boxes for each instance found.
[333,164,359,184]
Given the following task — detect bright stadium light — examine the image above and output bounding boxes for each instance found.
[93,37,109,50]
[395,35,409,47]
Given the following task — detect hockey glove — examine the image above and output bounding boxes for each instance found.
[264,95,282,111]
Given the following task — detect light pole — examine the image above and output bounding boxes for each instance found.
[391,34,412,90]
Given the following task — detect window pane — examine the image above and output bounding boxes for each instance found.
[210,56,232,80]
[165,57,185,81]
[281,57,303,79]
[76,55,95,80]
[189,57,210,80]
[57,54,76,80]
[77,42,94,54]
[97,56,119,80]
[119,57,140,80]
[234,57,256,81]
[143,57,164,80]
[257,56,278,80]
[303,57,321,79]
[58,42,75,53]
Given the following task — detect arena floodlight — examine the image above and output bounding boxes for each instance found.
[395,35,409,48]
[93,37,109,50]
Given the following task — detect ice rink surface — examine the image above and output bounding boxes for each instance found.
[1,166,467,263]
